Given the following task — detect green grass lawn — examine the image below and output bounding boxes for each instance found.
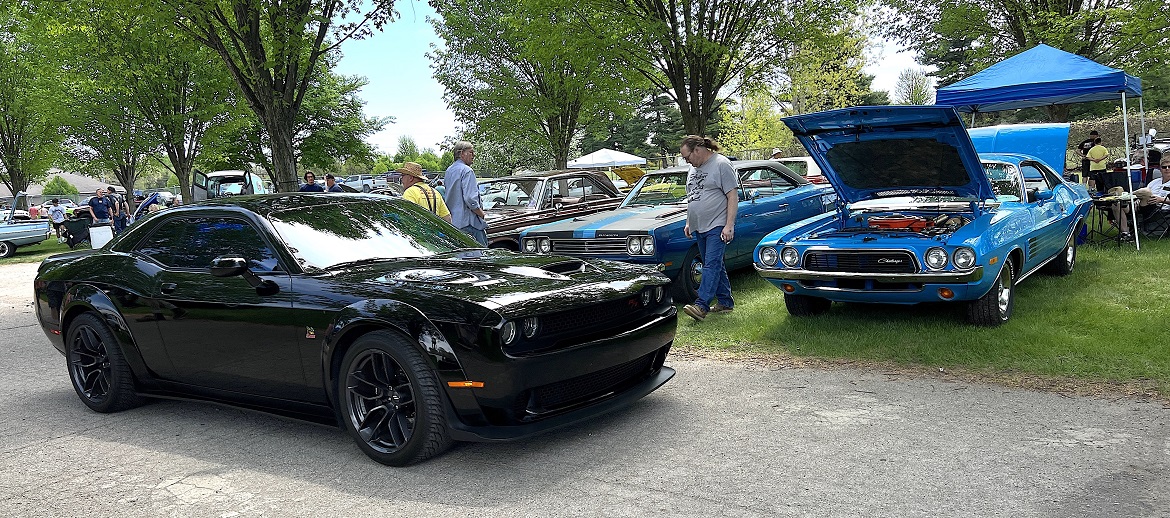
[0,237,75,266]
[676,237,1170,397]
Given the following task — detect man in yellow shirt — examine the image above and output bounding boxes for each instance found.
[398,162,452,224]
[1087,137,1109,173]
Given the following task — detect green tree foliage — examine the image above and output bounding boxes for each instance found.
[592,0,858,135]
[393,136,420,163]
[877,0,1170,118]
[894,68,935,105]
[42,176,79,196]
[0,7,65,200]
[581,94,685,161]
[772,30,873,115]
[163,0,397,191]
[431,0,645,168]
[711,88,792,154]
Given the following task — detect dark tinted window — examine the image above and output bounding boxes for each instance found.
[136,216,279,271]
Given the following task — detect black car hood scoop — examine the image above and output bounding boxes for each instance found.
[540,260,586,275]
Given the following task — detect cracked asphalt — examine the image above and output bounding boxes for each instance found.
[1,261,1168,517]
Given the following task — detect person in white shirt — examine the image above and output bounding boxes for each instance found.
[1136,160,1170,224]
[47,199,67,240]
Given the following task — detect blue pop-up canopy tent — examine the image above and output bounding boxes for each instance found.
[936,43,1146,248]
[935,44,1141,113]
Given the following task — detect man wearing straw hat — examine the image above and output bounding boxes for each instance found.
[398,162,452,224]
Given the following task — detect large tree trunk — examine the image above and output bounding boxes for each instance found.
[1043,105,1071,123]
[266,112,299,192]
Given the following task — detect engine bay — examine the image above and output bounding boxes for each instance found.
[839,212,971,237]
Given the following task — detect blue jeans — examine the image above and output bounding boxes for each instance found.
[694,226,732,311]
[113,214,128,234]
[461,225,488,246]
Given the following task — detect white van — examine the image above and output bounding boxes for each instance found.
[192,170,270,202]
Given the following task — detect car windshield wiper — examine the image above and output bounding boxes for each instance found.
[329,257,401,269]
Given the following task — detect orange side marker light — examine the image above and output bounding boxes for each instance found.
[447,381,484,388]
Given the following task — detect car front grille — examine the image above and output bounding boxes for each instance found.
[803,250,917,273]
[549,238,627,255]
[514,349,661,417]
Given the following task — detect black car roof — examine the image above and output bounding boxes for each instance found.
[180,192,402,218]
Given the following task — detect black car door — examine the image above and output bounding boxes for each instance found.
[133,214,306,399]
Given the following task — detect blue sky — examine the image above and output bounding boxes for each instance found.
[335,3,923,156]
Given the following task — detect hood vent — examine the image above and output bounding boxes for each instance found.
[541,260,586,275]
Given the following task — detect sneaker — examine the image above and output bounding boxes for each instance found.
[710,303,734,314]
[683,304,707,321]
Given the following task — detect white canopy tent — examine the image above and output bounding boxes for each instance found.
[567,148,647,169]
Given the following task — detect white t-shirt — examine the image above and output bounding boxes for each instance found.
[47,205,66,223]
[1147,174,1169,206]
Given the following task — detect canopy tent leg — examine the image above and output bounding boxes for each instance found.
[1121,93,1140,250]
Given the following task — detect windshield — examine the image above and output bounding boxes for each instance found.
[268,198,481,270]
[984,162,1023,202]
[778,159,808,175]
[624,172,689,206]
[480,178,540,209]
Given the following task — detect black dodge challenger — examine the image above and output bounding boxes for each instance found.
[34,193,676,465]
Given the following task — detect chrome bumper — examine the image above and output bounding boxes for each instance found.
[755,265,984,283]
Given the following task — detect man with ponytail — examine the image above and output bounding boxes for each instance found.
[679,135,738,321]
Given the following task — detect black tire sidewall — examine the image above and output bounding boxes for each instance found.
[0,241,14,258]
[65,312,140,413]
[672,247,700,303]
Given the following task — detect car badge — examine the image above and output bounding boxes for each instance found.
[628,298,639,308]
[305,326,316,339]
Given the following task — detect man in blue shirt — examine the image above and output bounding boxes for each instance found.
[442,141,488,245]
[299,171,324,192]
[324,174,345,192]
[87,188,112,224]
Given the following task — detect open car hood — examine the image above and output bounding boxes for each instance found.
[782,106,995,204]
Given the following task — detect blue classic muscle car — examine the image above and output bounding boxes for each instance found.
[520,161,836,301]
[754,106,1092,326]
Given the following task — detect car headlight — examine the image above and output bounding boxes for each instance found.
[925,247,949,270]
[500,320,517,345]
[780,247,800,267]
[640,289,652,306]
[654,286,664,303]
[538,237,551,254]
[522,317,539,338]
[641,236,655,255]
[626,236,642,255]
[953,247,977,269]
[759,246,778,267]
[523,239,537,253]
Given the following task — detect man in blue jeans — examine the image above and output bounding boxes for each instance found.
[679,135,738,321]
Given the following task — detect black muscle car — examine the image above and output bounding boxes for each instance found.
[34,193,676,466]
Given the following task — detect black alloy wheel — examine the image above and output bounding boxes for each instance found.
[66,313,143,413]
[339,331,451,466]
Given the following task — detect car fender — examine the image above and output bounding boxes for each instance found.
[321,299,467,416]
[59,283,151,380]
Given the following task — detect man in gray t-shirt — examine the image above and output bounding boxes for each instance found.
[680,135,738,322]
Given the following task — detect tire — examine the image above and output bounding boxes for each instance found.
[361,184,372,193]
[967,257,1015,326]
[0,241,15,258]
[338,330,452,466]
[671,247,702,304]
[784,293,831,316]
[1043,233,1076,276]
[65,313,144,413]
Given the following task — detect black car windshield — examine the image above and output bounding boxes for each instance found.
[624,172,689,206]
[268,198,481,270]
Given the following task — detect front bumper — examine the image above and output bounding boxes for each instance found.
[755,266,984,284]
[443,307,678,442]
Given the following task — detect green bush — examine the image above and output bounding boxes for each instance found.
[42,176,79,196]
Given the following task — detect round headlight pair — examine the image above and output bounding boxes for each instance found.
[925,247,977,270]
[759,246,779,267]
[502,317,540,345]
[780,247,800,267]
[523,237,550,254]
[625,235,654,256]
[640,289,652,306]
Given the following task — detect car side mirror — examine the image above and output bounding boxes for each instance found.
[210,256,247,277]
[1034,190,1054,201]
[210,255,280,295]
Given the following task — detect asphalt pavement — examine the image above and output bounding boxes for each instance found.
[1,261,1167,517]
